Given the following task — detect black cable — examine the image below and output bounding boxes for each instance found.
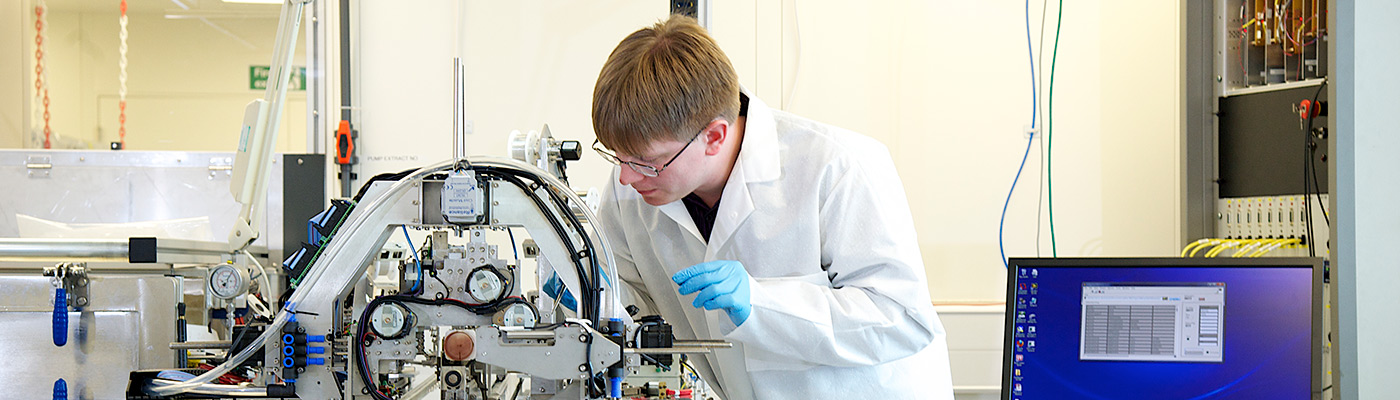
[353,167,419,202]
[1304,130,1316,257]
[430,269,452,299]
[1306,81,1330,227]
[477,169,599,325]
[1302,80,1327,257]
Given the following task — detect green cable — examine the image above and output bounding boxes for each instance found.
[1047,0,1063,257]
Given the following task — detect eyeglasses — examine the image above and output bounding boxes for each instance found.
[593,129,704,177]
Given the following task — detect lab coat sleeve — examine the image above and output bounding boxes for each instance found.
[597,170,659,317]
[722,147,941,371]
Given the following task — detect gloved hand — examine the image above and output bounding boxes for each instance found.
[672,260,752,326]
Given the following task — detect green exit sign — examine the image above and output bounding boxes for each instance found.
[249,65,306,91]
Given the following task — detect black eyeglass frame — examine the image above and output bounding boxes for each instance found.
[592,128,705,178]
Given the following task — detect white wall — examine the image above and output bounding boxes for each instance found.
[0,1,22,148]
[708,1,1180,302]
[353,0,665,190]
[7,1,306,153]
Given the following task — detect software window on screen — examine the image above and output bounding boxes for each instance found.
[1080,283,1225,363]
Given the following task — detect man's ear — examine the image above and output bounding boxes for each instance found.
[701,119,728,156]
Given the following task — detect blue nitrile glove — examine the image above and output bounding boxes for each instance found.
[672,260,751,326]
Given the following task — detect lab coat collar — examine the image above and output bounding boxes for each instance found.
[659,93,782,254]
[736,93,782,184]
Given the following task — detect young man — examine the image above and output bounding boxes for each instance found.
[592,15,953,399]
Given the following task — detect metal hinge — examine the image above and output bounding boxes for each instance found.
[43,263,90,309]
[26,155,52,179]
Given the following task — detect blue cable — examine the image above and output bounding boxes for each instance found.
[401,226,422,293]
[999,0,1039,268]
[1000,135,1035,268]
[506,229,519,260]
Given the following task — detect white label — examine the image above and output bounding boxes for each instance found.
[442,171,482,222]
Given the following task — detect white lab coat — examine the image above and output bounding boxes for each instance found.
[596,95,954,399]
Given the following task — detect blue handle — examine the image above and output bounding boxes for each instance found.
[53,288,67,347]
[53,378,67,400]
[609,377,622,398]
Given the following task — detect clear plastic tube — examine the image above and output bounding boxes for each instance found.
[149,380,268,397]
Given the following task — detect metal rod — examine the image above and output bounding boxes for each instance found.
[0,239,128,261]
[170,341,233,350]
[672,340,733,348]
[625,347,722,355]
[453,57,467,159]
[500,331,556,340]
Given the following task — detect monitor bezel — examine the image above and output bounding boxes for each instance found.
[999,257,1324,400]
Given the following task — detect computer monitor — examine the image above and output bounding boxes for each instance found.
[1001,257,1323,400]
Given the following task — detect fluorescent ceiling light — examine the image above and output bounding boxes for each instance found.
[221,0,283,4]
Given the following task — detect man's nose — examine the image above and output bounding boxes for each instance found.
[618,166,644,186]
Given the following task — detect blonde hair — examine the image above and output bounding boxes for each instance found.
[592,14,740,156]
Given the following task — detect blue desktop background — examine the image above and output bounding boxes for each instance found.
[1010,267,1314,399]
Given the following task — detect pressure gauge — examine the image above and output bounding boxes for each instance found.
[494,301,538,327]
[208,264,249,300]
[369,301,416,340]
[466,267,506,303]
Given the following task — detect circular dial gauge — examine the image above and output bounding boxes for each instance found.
[208,264,247,299]
[494,302,538,327]
[466,268,506,303]
[370,301,415,339]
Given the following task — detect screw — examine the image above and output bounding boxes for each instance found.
[578,364,587,372]
[77,297,88,306]
[579,335,588,343]
[1216,75,1224,82]
[412,200,420,205]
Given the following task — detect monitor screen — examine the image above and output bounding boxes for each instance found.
[1002,258,1322,400]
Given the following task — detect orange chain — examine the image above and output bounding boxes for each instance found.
[35,4,50,149]
[119,0,128,148]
